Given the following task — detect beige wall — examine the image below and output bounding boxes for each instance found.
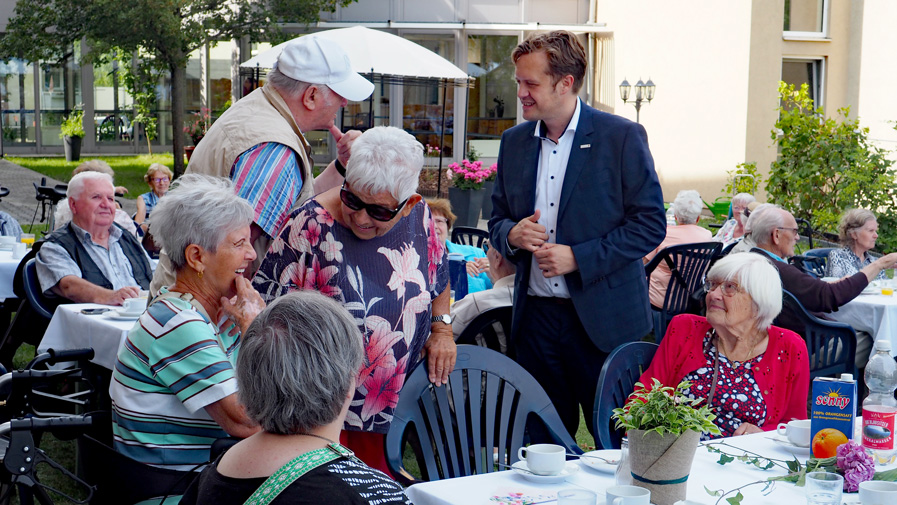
[598,0,754,202]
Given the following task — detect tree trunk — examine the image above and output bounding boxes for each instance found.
[170,61,187,178]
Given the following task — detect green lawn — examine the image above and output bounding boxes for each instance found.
[7,154,176,199]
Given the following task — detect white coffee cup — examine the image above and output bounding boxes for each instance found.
[606,485,651,505]
[859,480,897,505]
[11,242,26,260]
[121,297,147,315]
[776,419,811,447]
[516,444,565,475]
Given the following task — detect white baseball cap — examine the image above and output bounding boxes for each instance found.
[274,36,374,102]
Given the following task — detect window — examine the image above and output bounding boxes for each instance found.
[466,35,517,158]
[781,58,825,108]
[784,0,829,37]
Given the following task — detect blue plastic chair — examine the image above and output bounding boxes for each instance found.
[385,345,582,485]
[22,258,55,320]
[779,290,857,381]
[644,241,722,342]
[592,341,659,450]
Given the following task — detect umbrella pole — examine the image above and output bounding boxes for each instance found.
[437,80,448,197]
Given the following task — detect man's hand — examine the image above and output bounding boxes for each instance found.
[534,243,578,277]
[424,328,456,387]
[508,210,549,252]
[329,125,361,167]
[219,277,266,335]
[106,286,141,306]
[466,257,489,276]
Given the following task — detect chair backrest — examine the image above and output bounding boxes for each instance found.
[451,226,489,248]
[385,345,581,485]
[780,290,857,381]
[23,258,56,320]
[644,241,722,341]
[592,341,658,450]
[455,306,513,355]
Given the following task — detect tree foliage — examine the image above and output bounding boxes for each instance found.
[0,0,356,175]
[767,82,897,250]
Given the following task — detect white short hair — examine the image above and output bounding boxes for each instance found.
[67,171,113,200]
[671,190,703,225]
[345,126,422,203]
[707,253,782,330]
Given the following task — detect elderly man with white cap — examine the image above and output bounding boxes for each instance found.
[150,36,374,295]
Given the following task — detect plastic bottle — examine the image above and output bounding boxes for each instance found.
[862,340,897,465]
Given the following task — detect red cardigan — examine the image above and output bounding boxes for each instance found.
[638,314,810,431]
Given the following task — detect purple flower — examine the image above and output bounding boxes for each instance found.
[836,441,875,492]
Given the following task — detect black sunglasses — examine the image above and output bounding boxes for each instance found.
[339,183,408,222]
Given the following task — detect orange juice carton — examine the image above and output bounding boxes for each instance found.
[810,375,857,458]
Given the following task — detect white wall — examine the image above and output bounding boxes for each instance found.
[856,0,897,158]
[598,0,754,202]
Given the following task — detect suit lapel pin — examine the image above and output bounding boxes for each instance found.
[580,144,590,149]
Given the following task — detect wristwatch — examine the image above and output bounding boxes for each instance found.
[431,314,452,325]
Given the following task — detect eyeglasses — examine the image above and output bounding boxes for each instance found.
[776,227,800,239]
[151,177,170,184]
[703,279,742,297]
[339,183,408,222]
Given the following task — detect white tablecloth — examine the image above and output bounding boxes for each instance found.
[405,432,888,505]
[829,293,897,356]
[0,249,24,299]
[38,303,138,370]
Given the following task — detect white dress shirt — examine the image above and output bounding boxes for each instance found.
[527,99,581,298]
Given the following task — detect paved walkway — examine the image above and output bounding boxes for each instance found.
[0,158,136,228]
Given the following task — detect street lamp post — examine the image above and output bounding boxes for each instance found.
[619,78,656,123]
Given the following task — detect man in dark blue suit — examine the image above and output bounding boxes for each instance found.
[489,31,666,437]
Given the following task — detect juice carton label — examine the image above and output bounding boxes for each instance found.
[810,378,857,458]
[862,405,896,451]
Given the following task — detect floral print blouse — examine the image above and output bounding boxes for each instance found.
[252,199,448,434]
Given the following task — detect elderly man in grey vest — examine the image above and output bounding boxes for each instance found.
[36,171,153,305]
[150,36,373,296]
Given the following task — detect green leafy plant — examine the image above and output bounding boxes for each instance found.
[59,109,84,139]
[767,81,897,250]
[722,162,762,197]
[612,379,721,437]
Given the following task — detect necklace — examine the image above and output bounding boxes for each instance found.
[297,432,338,446]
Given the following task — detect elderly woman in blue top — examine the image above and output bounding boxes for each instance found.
[134,163,172,234]
[426,198,492,294]
[826,208,893,279]
[110,174,263,475]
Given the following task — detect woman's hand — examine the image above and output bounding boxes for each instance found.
[219,277,266,335]
[466,257,489,276]
[732,422,763,436]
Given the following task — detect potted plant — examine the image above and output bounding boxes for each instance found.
[59,109,85,162]
[446,159,497,228]
[613,379,721,505]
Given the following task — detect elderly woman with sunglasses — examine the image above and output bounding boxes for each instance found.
[252,126,454,475]
[637,253,809,439]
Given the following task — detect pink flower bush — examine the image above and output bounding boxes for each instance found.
[447,159,498,190]
[835,440,875,492]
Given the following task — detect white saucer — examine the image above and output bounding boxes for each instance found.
[771,436,810,454]
[579,449,621,473]
[511,461,579,483]
[105,310,142,321]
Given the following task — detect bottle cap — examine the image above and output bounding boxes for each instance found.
[840,373,854,381]
[875,340,892,352]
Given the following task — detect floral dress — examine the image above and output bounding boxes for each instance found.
[681,333,767,439]
[252,199,448,434]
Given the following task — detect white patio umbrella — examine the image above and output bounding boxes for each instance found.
[240,26,471,85]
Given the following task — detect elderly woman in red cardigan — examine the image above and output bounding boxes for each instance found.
[638,253,809,438]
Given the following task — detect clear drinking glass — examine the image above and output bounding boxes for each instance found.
[805,471,843,505]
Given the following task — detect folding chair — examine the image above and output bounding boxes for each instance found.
[592,341,658,449]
